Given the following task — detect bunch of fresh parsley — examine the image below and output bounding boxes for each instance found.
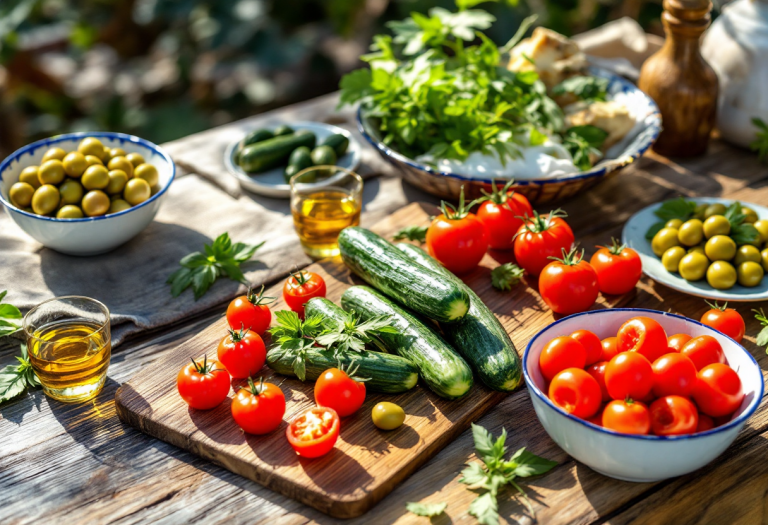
[563,125,609,171]
[552,76,609,102]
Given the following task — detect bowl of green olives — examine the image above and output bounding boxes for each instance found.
[0,132,175,255]
[622,197,768,301]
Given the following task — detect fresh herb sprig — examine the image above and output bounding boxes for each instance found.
[406,501,448,518]
[723,201,760,245]
[754,309,768,354]
[491,263,524,291]
[0,344,40,405]
[268,311,325,381]
[315,312,398,354]
[167,233,263,300]
[552,76,609,102]
[563,125,608,171]
[644,197,697,239]
[393,225,429,244]
[0,290,22,338]
[750,117,768,163]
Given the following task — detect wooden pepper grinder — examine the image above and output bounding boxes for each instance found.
[638,0,719,157]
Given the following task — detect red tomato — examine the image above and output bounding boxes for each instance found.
[649,395,698,435]
[314,367,366,418]
[513,210,575,276]
[426,190,489,275]
[231,378,286,434]
[692,363,744,417]
[652,353,698,398]
[697,414,715,433]
[571,329,603,365]
[586,410,604,427]
[226,285,275,336]
[700,302,745,343]
[586,361,611,402]
[605,352,654,401]
[283,270,326,315]
[680,335,726,371]
[601,337,620,361]
[286,407,340,458]
[602,399,651,435]
[617,316,669,363]
[714,414,734,426]
[667,333,692,352]
[548,368,602,418]
[539,248,599,315]
[177,356,230,410]
[217,328,266,379]
[539,336,587,381]
[476,181,533,250]
[589,239,643,295]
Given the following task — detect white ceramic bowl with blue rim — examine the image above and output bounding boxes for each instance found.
[524,308,763,482]
[622,197,768,302]
[0,132,175,256]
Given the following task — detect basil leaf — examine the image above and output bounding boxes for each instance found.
[406,501,447,517]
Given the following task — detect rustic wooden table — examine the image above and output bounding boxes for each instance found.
[2,93,768,525]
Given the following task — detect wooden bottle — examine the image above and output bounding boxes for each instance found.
[638,0,719,157]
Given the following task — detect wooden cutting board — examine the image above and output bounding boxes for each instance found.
[115,202,544,518]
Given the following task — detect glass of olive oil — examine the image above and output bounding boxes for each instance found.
[290,165,363,258]
[23,296,111,403]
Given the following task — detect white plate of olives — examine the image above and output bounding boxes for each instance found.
[622,197,768,302]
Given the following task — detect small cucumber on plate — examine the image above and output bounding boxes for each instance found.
[320,133,350,157]
[243,128,274,146]
[238,131,316,174]
[273,125,294,137]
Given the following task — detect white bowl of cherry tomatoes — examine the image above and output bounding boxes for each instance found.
[523,308,763,482]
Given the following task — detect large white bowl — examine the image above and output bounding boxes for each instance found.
[524,308,763,482]
[0,132,175,256]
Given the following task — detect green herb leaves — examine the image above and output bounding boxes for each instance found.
[491,263,524,291]
[315,313,398,354]
[563,125,608,171]
[406,501,448,517]
[0,344,40,405]
[268,311,324,381]
[393,225,429,244]
[168,233,263,300]
[552,76,609,102]
[644,197,697,239]
[750,117,768,163]
[754,309,768,353]
[0,290,22,337]
[724,201,760,245]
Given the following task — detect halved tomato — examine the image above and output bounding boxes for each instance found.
[286,407,340,458]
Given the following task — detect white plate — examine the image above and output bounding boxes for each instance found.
[224,121,362,198]
[621,197,768,302]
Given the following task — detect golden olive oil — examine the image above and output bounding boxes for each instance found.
[292,189,360,258]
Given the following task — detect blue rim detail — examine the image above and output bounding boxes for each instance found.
[523,308,764,441]
[0,131,176,223]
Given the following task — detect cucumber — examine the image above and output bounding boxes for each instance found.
[284,164,301,183]
[320,133,349,157]
[310,145,337,177]
[273,125,294,136]
[288,146,313,171]
[243,128,274,146]
[397,243,522,392]
[341,286,473,399]
[238,131,317,173]
[338,227,470,323]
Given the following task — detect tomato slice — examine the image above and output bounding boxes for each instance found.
[286,407,340,458]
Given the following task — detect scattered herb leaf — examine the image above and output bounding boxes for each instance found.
[491,263,524,291]
[393,225,429,244]
[750,117,768,163]
[754,309,768,353]
[0,344,40,405]
[406,501,448,517]
[0,290,22,338]
[563,125,607,170]
[552,76,609,102]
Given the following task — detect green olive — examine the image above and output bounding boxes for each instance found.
[108,199,132,214]
[371,402,405,430]
[703,215,731,238]
[101,145,112,162]
[81,190,110,217]
[77,137,104,158]
[742,207,759,224]
[707,261,737,290]
[693,203,708,221]
[9,182,35,208]
[734,244,761,266]
[56,205,84,219]
[62,152,87,178]
[705,235,737,261]
[108,156,134,179]
[59,179,84,205]
[761,248,768,272]
[134,163,159,187]
[652,227,681,257]
[106,169,128,195]
[41,147,67,163]
[84,155,103,167]
[679,252,709,281]
[31,184,60,215]
[678,219,704,247]
[123,178,151,205]
[737,261,764,287]
[19,166,41,189]
[38,159,66,185]
[704,203,728,219]
[754,219,768,243]
[662,246,687,273]
[665,218,684,229]
[109,147,127,158]
[81,165,110,190]
[126,152,145,167]
[688,245,706,255]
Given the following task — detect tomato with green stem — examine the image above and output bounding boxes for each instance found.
[283,269,327,315]
[539,248,599,315]
[548,368,602,418]
[692,363,744,417]
[700,301,745,343]
[617,316,669,363]
[426,187,489,274]
[475,179,533,250]
[602,399,651,434]
[650,395,698,435]
[217,327,266,379]
[314,364,367,418]
[177,355,230,410]
[539,335,587,381]
[286,406,340,458]
[513,209,574,276]
[231,377,286,434]
[227,285,275,336]
[589,238,642,295]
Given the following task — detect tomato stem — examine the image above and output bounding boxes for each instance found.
[606,237,627,256]
[547,246,584,266]
[228,324,251,343]
[243,376,267,395]
[517,208,568,234]
[191,354,216,374]
[440,185,485,220]
[290,268,309,286]
[480,178,517,206]
[706,300,728,312]
[247,284,276,306]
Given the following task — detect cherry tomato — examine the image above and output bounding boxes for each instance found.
[586,410,604,427]
[548,368,602,419]
[692,363,744,417]
[283,270,326,315]
[680,335,726,371]
[513,210,575,276]
[649,395,698,436]
[226,285,275,336]
[426,189,489,275]
[652,353,697,398]
[217,328,266,379]
[602,399,651,435]
[314,367,366,418]
[696,414,715,433]
[539,248,599,315]
[177,356,230,410]
[700,302,745,343]
[605,352,654,400]
[231,377,286,434]
[589,239,642,295]
[539,336,587,381]
[476,180,533,250]
[617,316,669,363]
[667,333,692,352]
[286,407,340,458]
[601,337,620,361]
[586,361,610,402]
[571,329,603,366]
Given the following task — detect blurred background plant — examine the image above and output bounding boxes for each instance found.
[0,0,666,154]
